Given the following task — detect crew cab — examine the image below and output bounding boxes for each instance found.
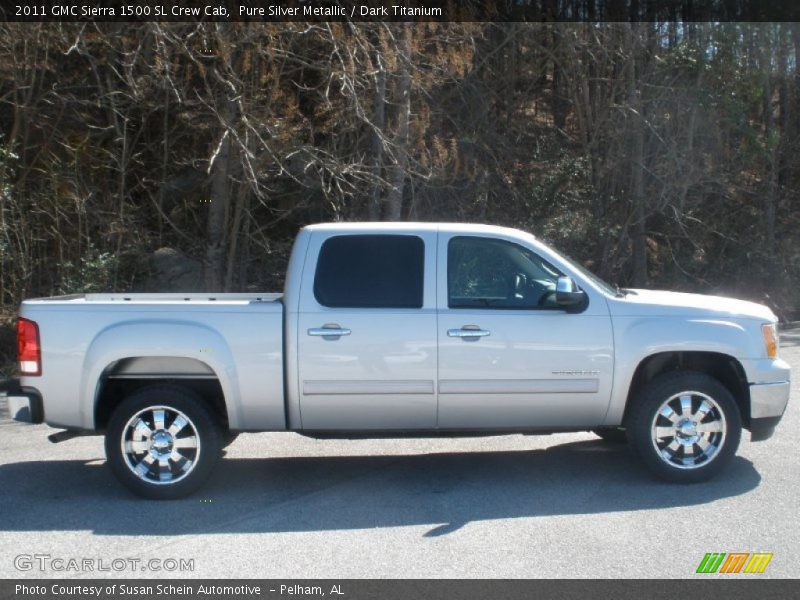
[2,223,791,498]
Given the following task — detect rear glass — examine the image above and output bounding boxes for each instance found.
[313,235,424,308]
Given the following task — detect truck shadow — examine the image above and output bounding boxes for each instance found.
[0,440,760,537]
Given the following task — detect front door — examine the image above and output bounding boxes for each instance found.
[437,234,614,429]
[297,231,438,430]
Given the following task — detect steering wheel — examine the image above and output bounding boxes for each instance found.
[537,290,557,307]
[510,274,556,308]
[533,280,558,307]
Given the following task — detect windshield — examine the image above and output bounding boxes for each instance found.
[544,244,620,297]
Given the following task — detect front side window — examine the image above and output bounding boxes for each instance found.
[448,236,562,309]
[314,235,424,308]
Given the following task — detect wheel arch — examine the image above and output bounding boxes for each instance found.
[81,320,241,431]
[94,364,229,432]
[621,351,750,428]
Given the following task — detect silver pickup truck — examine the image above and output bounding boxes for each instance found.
[3,223,791,498]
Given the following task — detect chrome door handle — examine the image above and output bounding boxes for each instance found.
[308,325,351,337]
[448,327,491,338]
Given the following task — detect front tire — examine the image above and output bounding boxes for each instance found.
[627,372,741,483]
[105,385,222,499]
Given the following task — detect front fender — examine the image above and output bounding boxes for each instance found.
[605,317,757,425]
[81,320,241,429]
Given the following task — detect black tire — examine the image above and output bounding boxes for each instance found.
[222,432,239,449]
[105,385,222,499]
[592,427,628,444]
[627,371,742,483]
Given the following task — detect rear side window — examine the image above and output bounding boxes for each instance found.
[314,235,424,308]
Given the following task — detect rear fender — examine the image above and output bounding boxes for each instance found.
[81,320,241,429]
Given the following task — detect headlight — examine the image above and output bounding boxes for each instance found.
[762,323,779,359]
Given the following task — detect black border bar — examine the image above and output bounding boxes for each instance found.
[3,0,800,23]
[2,580,799,600]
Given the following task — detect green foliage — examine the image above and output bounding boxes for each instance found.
[57,246,118,295]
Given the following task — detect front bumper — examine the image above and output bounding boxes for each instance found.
[0,378,44,424]
[749,380,789,442]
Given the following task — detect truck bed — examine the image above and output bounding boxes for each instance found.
[19,292,286,431]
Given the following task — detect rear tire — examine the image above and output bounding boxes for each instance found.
[627,371,741,483]
[105,385,222,499]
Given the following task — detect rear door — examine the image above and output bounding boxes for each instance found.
[436,233,614,429]
[297,231,438,430]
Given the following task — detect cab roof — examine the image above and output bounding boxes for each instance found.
[303,222,536,238]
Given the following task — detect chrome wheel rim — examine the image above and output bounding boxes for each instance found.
[121,405,201,485]
[650,391,726,470]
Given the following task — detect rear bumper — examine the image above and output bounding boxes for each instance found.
[0,378,44,424]
[748,380,789,442]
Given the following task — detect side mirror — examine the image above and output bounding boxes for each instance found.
[556,276,586,307]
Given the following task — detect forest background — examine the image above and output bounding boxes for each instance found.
[1,21,798,372]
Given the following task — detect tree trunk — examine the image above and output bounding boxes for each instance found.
[761,28,777,265]
[384,23,411,222]
[368,52,386,221]
[205,98,236,290]
[628,24,648,287]
[551,27,568,131]
[224,182,247,292]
